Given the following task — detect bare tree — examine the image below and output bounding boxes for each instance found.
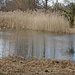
[28,0,36,10]
[63,0,75,28]
[45,0,48,10]
[5,0,38,11]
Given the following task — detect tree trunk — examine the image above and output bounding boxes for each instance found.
[45,0,48,12]
[55,0,58,11]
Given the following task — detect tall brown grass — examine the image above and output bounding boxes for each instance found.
[0,11,70,33]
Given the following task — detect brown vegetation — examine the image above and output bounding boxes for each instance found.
[0,11,72,33]
[0,59,75,75]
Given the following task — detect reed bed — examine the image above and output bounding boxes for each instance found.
[0,11,71,33]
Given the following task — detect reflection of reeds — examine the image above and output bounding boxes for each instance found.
[0,11,70,33]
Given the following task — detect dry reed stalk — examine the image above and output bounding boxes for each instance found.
[0,11,70,33]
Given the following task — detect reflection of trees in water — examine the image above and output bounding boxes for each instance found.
[67,35,74,55]
[66,35,75,61]
[53,39,56,58]
[2,32,15,58]
[31,33,34,59]
[2,33,10,58]
[43,35,57,59]
[43,34,45,58]
[13,33,75,61]
[15,31,29,59]
[7,31,75,61]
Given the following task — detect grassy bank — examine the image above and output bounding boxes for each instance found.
[0,59,75,75]
[0,11,75,33]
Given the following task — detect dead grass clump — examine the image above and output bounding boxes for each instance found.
[0,11,70,33]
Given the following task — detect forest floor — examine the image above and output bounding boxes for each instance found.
[0,59,75,75]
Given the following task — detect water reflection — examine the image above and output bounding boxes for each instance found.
[0,30,75,61]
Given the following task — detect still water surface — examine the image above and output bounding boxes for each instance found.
[0,30,75,61]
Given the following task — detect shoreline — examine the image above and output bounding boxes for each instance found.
[0,28,75,34]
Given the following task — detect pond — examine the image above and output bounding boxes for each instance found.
[0,30,75,61]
